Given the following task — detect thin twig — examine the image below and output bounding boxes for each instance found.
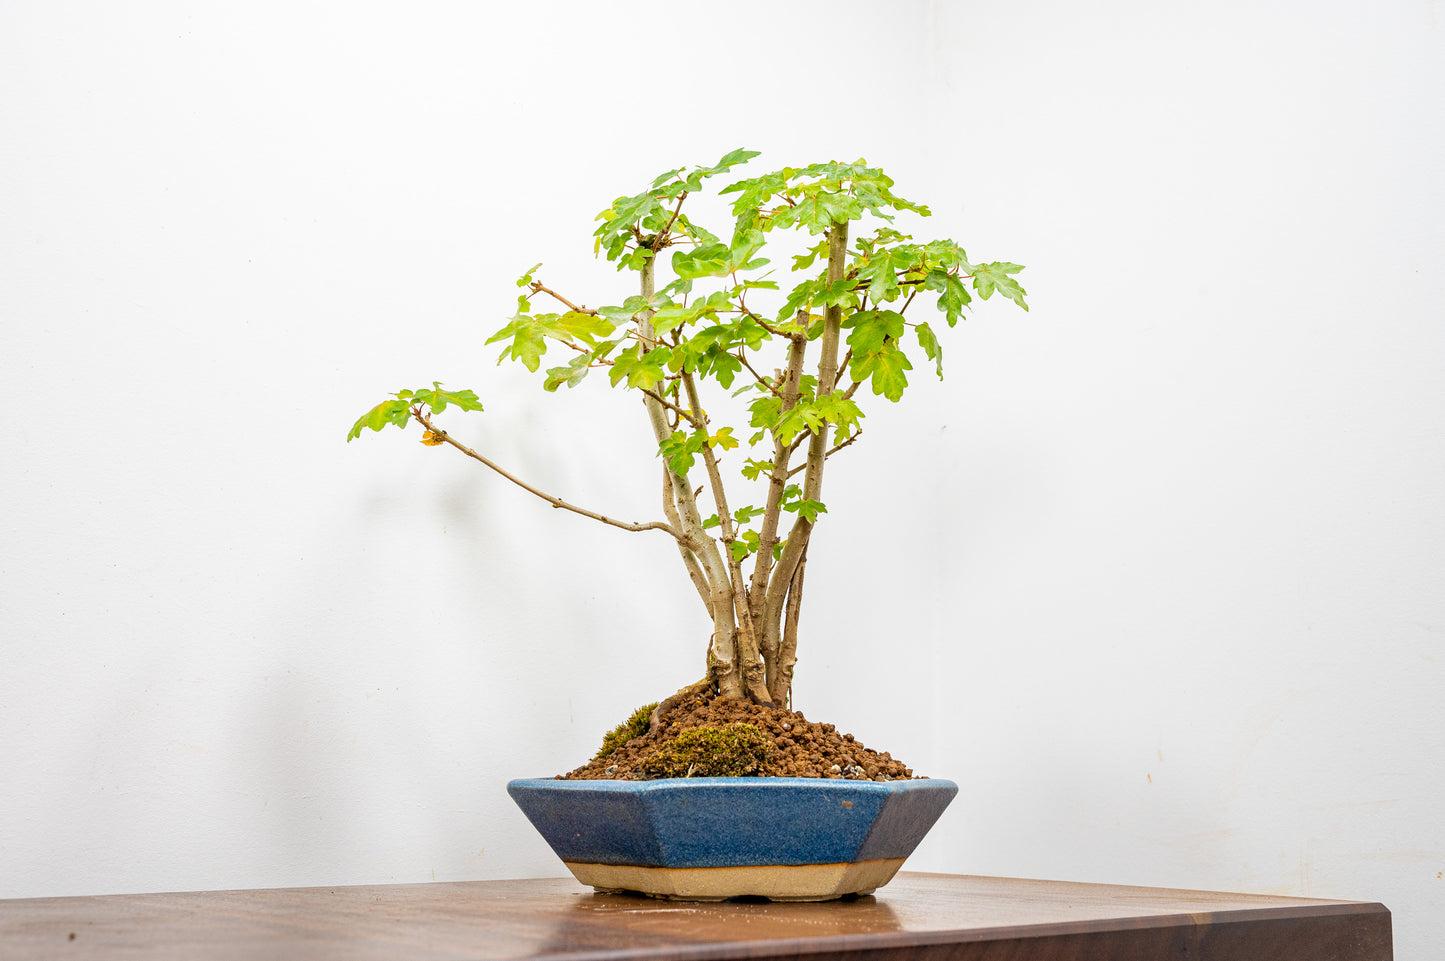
[735,304,789,339]
[736,350,783,398]
[897,286,919,315]
[785,429,862,478]
[641,387,704,429]
[528,282,596,315]
[411,408,680,541]
[659,191,688,241]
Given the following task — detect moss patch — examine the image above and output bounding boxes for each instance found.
[594,702,658,760]
[637,722,772,778]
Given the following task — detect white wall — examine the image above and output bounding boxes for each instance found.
[2,0,1440,955]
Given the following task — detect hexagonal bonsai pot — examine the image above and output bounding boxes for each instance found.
[507,777,958,901]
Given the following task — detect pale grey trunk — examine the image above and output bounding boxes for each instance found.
[637,253,743,698]
[762,219,848,704]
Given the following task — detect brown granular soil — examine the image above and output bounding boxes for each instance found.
[561,692,918,781]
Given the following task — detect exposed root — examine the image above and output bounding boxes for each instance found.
[648,678,714,735]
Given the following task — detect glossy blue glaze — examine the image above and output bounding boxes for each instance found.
[506,777,957,869]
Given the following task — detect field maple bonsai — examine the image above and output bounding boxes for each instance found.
[351,149,1027,718]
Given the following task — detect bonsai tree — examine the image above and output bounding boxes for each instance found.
[350,150,1027,711]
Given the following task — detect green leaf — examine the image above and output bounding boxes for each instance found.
[706,350,742,389]
[924,269,972,326]
[814,277,857,309]
[916,321,943,378]
[486,312,560,372]
[659,428,707,474]
[740,458,773,481]
[558,310,616,345]
[813,393,865,435]
[543,354,592,391]
[672,242,733,280]
[791,239,827,271]
[707,426,739,451]
[777,277,822,321]
[733,504,765,525]
[748,393,781,433]
[845,310,906,357]
[854,244,920,305]
[972,262,1029,310]
[609,343,670,390]
[412,383,484,414]
[729,529,761,562]
[347,384,481,441]
[866,342,912,401]
[785,191,864,234]
[347,398,411,441]
[784,499,828,524]
[711,147,761,172]
[771,402,825,447]
[846,312,913,401]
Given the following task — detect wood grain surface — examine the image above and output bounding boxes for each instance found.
[0,872,1392,960]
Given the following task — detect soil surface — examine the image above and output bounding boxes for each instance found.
[561,692,918,781]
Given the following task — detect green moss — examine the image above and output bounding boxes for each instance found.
[639,723,773,778]
[594,702,658,760]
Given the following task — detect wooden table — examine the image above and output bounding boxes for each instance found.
[0,872,1391,960]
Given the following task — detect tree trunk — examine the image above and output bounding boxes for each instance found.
[760,218,849,706]
[636,252,743,698]
[770,545,806,705]
[645,220,849,707]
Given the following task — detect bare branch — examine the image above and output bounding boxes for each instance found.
[659,191,688,242]
[641,387,705,430]
[527,282,596,315]
[785,429,863,478]
[411,408,680,541]
[735,304,791,339]
[897,286,920,315]
[662,467,714,618]
[736,350,784,398]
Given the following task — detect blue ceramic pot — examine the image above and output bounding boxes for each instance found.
[507,777,958,901]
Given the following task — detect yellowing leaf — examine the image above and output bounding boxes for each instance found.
[707,427,739,450]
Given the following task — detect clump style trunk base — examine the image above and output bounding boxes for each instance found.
[350,150,1028,712]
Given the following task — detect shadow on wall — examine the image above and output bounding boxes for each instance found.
[223,440,672,887]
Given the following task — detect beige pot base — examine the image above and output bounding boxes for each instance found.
[563,858,907,901]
